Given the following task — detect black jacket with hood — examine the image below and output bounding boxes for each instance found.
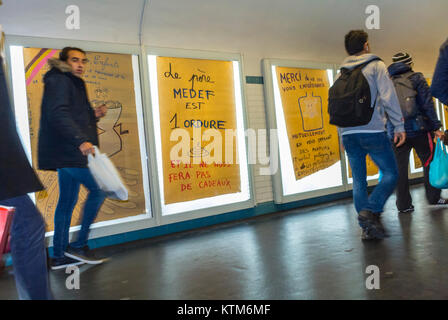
[386,62,441,139]
[38,58,98,170]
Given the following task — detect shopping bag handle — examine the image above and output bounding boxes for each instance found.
[88,146,100,160]
[436,138,447,154]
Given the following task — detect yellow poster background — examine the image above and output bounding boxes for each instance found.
[412,149,423,169]
[275,67,340,180]
[347,155,379,178]
[156,57,241,204]
[23,48,147,231]
[0,30,4,61]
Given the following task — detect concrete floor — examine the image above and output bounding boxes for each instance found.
[1,184,448,300]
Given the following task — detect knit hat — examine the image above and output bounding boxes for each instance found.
[392,52,413,65]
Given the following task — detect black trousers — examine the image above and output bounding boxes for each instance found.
[393,133,441,210]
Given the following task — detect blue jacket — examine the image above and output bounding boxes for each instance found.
[386,62,441,138]
[431,38,448,105]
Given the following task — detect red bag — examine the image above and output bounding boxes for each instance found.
[0,206,14,259]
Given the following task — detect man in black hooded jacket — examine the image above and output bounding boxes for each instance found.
[387,52,446,214]
[38,47,107,270]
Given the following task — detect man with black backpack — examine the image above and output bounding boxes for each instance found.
[329,30,406,240]
[387,52,446,214]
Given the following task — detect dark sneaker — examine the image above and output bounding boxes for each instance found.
[358,210,385,240]
[65,245,104,265]
[372,214,389,237]
[50,256,84,270]
[361,228,380,241]
[399,205,415,214]
[434,199,448,205]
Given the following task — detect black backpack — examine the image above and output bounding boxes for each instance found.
[328,58,381,127]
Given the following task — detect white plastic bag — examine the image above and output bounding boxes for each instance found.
[87,146,128,200]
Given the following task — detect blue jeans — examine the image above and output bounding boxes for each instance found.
[0,195,53,300]
[343,132,399,215]
[52,168,106,258]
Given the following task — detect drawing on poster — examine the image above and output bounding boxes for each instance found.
[298,92,324,132]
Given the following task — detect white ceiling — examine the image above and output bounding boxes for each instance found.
[1,0,447,74]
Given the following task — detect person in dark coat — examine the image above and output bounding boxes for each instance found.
[0,55,53,299]
[38,47,107,270]
[431,38,448,145]
[431,38,448,106]
[387,52,446,214]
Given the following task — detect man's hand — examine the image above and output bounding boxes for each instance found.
[95,104,108,118]
[79,142,95,156]
[394,131,406,147]
[434,130,444,141]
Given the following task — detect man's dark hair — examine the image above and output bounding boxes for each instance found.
[344,30,368,55]
[59,47,86,61]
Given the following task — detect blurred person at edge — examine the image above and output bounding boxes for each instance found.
[0,40,53,299]
[431,37,448,145]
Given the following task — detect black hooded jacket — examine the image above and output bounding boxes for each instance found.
[386,62,441,138]
[38,58,98,170]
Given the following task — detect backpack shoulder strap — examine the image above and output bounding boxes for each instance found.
[392,70,414,79]
[339,57,382,76]
[355,57,382,70]
[404,71,416,80]
[393,71,416,91]
[360,58,382,108]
